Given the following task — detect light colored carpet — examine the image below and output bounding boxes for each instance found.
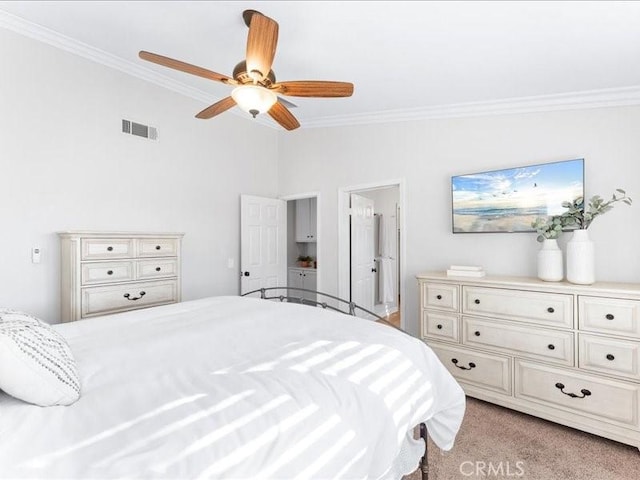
[404,397,640,480]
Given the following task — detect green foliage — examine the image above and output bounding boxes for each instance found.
[531,216,564,243]
[559,189,632,229]
[532,189,632,241]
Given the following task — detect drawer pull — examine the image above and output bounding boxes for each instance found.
[605,313,615,320]
[451,358,476,370]
[155,245,161,250]
[155,267,162,272]
[606,354,615,361]
[474,331,481,336]
[436,294,442,300]
[547,307,555,313]
[123,291,146,301]
[547,344,555,350]
[555,383,591,399]
[474,299,480,305]
[107,270,113,275]
[107,246,113,252]
[436,324,443,330]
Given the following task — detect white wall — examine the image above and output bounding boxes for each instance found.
[278,107,640,335]
[0,28,279,322]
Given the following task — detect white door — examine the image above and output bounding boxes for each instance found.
[240,195,287,295]
[350,193,375,315]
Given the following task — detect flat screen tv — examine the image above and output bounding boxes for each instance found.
[451,158,584,233]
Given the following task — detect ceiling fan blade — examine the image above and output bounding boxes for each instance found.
[268,102,300,131]
[195,97,236,119]
[245,10,279,81]
[139,51,234,84]
[272,81,354,98]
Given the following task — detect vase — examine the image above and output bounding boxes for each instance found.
[537,239,564,282]
[566,229,595,285]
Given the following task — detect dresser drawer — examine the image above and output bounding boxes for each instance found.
[429,343,512,395]
[81,280,178,317]
[137,259,178,280]
[422,311,459,342]
[463,317,574,366]
[137,238,179,257]
[421,283,459,312]
[515,360,639,428]
[81,261,134,285]
[462,286,573,327]
[579,333,640,380]
[81,238,134,260]
[579,296,640,337]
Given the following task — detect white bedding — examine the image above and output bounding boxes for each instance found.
[0,296,465,480]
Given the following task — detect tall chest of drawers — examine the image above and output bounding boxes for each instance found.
[59,232,184,322]
[418,272,640,449]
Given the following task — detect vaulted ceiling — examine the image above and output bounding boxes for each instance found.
[2,1,640,128]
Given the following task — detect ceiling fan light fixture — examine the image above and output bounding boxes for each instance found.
[231,85,277,118]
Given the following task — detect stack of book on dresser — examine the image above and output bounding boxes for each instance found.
[446,265,486,278]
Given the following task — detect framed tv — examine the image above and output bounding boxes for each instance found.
[451,158,584,233]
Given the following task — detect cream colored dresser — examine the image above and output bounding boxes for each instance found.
[418,272,640,449]
[59,232,184,322]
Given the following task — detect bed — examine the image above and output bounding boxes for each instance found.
[0,293,465,479]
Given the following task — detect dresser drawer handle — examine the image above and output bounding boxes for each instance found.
[436,324,443,330]
[155,245,161,250]
[474,331,481,336]
[606,354,615,361]
[107,270,114,275]
[547,344,555,350]
[107,246,113,252]
[155,267,162,272]
[555,383,591,399]
[436,294,442,300]
[605,313,615,320]
[451,358,476,370]
[123,291,146,301]
[474,299,480,305]
[547,307,555,313]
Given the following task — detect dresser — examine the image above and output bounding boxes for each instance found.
[59,232,184,322]
[418,272,640,449]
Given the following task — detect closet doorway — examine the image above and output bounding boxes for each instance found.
[281,192,321,299]
[338,181,403,328]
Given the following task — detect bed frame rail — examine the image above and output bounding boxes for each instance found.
[241,286,393,323]
[241,286,430,479]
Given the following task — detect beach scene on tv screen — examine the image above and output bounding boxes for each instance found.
[452,159,584,233]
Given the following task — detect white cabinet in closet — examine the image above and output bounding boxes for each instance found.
[288,268,317,302]
[295,198,317,242]
[59,232,184,322]
[418,272,640,449]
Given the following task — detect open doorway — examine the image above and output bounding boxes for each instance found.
[338,181,404,328]
[281,193,320,300]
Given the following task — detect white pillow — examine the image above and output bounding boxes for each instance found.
[0,309,81,406]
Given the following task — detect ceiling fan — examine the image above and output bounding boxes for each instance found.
[139,9,354,130]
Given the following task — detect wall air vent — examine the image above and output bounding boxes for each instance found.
[121,119,157,141]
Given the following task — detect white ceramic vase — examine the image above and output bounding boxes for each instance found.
[566,229,595,285]
[537,239,564,282]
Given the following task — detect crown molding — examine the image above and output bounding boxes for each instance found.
[0,10,211,103]
[300,86,640,129]
[3,9,640,131]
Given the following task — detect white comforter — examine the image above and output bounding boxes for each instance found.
[0,296,465,480]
